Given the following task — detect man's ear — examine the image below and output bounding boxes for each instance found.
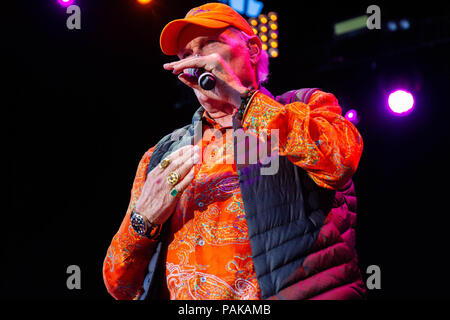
[247,35,262,65]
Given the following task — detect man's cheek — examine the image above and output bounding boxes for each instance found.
[194,89,203,98]
[194,89,210,103]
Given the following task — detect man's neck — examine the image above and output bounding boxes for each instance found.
[199,79,260,128]
[203,103,236,128]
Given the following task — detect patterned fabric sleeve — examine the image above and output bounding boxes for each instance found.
[103,146,158,300]
[242,91,363,190]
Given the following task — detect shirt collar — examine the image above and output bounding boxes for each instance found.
[199,86,273,129]
[201,110,233,129]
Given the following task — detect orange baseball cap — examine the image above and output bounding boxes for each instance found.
[160,2,255,56]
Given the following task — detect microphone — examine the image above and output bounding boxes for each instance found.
[185,68,216,90]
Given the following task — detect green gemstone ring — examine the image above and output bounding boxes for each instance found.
[170,188,179,197]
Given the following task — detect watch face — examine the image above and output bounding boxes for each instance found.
[131,212,147,236]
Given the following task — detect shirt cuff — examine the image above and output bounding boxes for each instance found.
[241,91,284,134]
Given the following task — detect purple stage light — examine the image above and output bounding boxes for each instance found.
[345,109,360,124]
[388,90,414,115]
[58,0,75,7]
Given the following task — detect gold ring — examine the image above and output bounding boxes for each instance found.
[159,158,170,169]
[167,171,179,186]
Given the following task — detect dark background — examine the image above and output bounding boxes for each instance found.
[3,0,450,300]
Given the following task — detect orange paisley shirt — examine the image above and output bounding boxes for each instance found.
[103,90,363,300]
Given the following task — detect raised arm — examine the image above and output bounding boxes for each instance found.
[242,90,363,190]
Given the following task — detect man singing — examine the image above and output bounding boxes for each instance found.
[103,2,366,300]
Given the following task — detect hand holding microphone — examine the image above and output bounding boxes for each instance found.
[163,53,249,107]
[185,54,216,90]
[185,68,216,90]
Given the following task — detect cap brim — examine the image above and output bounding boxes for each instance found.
[160,18,230,56]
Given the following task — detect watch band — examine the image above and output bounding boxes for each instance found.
[146,219,162,239]
[130,210,161,240]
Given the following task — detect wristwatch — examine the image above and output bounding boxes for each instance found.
[130,210,161,239]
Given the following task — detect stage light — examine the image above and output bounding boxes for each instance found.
[399,19,410,30]
[387,21,397,31]
[249,18,258,27]
[57,0,75,6]
[334,15,367,36]
[345,109,360,124]
[246,0,264,17]
[259,33,268,42]
[268,48,279,58]
[268,12,278,22]
[388,90,415,115]
[269,21,278,30]
[137,0,152,4]
[259,14,268,24]
[269,30,278,39]
[247,10,280,58]
[225,0,264,17]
